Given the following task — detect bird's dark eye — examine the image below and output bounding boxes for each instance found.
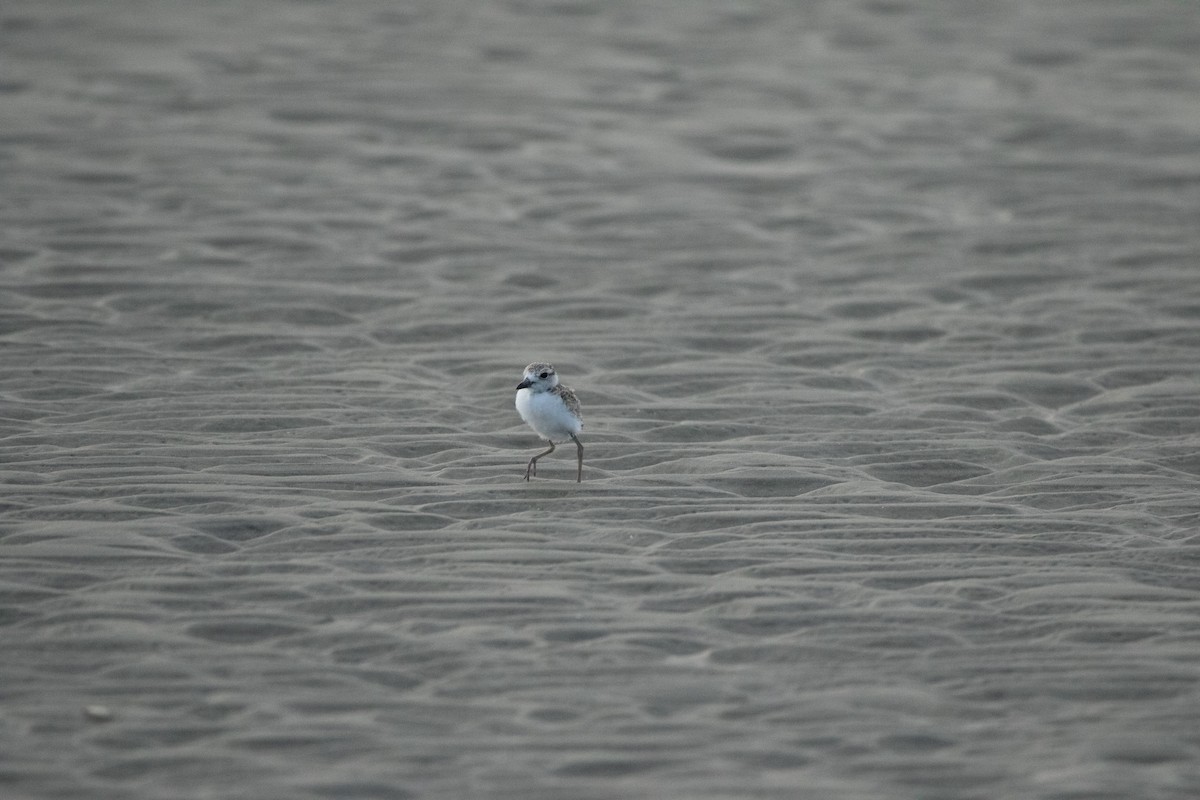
[539,371,549,379]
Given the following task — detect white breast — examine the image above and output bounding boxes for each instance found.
[516,388,581,441]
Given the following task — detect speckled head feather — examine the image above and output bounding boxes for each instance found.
[516,362,559,392]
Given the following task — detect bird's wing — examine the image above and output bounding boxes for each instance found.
[554,385,582,422]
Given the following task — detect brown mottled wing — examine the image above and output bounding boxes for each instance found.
[551,384,583,425]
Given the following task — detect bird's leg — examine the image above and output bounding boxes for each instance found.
[570,433,583,483]
[525,441,555,481]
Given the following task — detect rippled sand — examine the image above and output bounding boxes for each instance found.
[3,1,1200,798]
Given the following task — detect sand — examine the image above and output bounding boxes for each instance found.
[2,1,1199,797]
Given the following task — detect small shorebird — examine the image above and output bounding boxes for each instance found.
[515,362,583,482]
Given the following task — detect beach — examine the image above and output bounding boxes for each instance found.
[2,1,1199,797]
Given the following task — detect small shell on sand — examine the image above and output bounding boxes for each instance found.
[83,705,115,723]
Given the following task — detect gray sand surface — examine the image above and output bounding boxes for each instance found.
[3,1,1200,798]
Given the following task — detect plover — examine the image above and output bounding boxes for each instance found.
[515,362,583,482]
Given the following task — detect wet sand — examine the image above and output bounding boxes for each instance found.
[2,1,1200,797]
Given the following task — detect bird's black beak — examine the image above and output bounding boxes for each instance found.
[516,378,532,390]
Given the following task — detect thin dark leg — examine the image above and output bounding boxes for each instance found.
[570,434,583,483]
[525,441,555,481]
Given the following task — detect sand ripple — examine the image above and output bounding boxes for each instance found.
[3,1,1200,798]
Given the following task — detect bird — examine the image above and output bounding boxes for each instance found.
[514,362,583,482]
